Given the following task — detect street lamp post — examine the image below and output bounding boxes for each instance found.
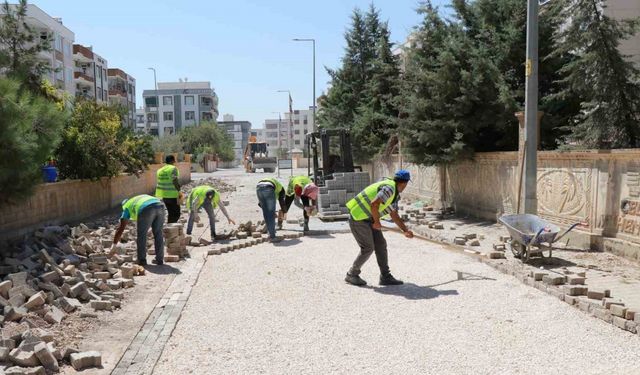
[523,0,539,214]
[277,89,293,158]
[292,38,316,130]
[147,67,159,136]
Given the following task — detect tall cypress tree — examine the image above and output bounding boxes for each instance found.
[550,0,640,148]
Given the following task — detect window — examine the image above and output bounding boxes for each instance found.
[294,120,300,125]
[184,96,194,105]
[97,68,102,80]
[295,140,301,145]
[163,96,173,105]
[137,115,145,124]
[294,110,300,115]
[147,113,158,122]
[267,132,278,138]
[294,130,300,135]
[304,129,308,134]
[63,42,71,57]
[54,34,62,51]
[266,123,278,130]
[202,112,213,121]
[97,90,103,100]
[145,97,158,107]
[163,112,173,121]
[201,96,212,106]
[104,89,108,101]
[55,62,63,81]
[185,111,195,120]
[65,67,73,86]
[103,69,107,82]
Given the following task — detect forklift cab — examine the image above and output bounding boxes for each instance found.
[305,128,357,187]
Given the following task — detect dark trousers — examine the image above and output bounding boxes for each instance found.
[283,195,309,222]
[163,198,181,223]
[257,186,277,239]
[186,199,216,238]
[348,217,390,276]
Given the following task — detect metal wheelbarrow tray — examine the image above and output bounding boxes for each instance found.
[498,214,579,262]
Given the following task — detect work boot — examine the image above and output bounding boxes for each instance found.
[277,219,283,230]
[345,272,367,286]
[152,258,164,266]
[137,259,148,266]
[379,273,404,286]
[303,221,310,232]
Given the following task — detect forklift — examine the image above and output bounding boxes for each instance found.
[304,128,358,187]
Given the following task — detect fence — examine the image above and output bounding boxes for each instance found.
[0,162,191,241]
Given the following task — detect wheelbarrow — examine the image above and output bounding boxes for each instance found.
[498,214,580,262]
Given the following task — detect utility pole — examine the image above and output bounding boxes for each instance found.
[148,67,159,136]
[292,38,316,130]
[523,0,539,214]
[277,89,293,158]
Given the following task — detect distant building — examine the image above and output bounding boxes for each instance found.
[72,44,108,103]
[135,107,145,133]
[218,114,252,164]
[142,81,219,137]
[263,106,316,155]
[107,68,136,128]
[0,4,76,96]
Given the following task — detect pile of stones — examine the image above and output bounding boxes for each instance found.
[159,224,188,262]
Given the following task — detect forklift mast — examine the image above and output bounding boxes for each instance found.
[306,128,355,187]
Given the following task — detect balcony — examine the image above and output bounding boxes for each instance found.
[109,88,127,98]
[72,44,93,62]
[74,72,94,86]
[107,68,127,81]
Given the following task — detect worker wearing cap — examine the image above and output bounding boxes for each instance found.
[256,177,286,242]
[280,175,318,232]
[344,169,414,286]
[155,155,182,224]
[186,185,236,240]
[112,194,165,266]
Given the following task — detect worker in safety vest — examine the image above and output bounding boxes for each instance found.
[186,185,236,241]
[344,170,414,287]
[112,194,165,266]
[256,177,286,242]
[155,155,182,224]
[280,175,318,232]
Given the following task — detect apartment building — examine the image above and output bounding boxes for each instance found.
[135,107,146,133]
[107,68,136,128]
[142,81,219,137]
[72,44,108,103]
[218,114,252,164]
[262,107,316,155]
[0,4,76,96]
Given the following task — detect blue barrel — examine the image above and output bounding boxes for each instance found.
[42,166,58,183]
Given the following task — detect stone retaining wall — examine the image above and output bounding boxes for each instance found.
[365,150,640,260]
[0,163,191,241]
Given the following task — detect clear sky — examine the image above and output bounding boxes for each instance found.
[32,0,449,129]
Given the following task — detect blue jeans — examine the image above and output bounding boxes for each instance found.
[186,199,216,238]
[137,204,165,262]
[257,185,277,239]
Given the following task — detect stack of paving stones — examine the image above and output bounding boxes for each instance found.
[158,224,188,262]
[0,220,154,372]
[317,172,370,218]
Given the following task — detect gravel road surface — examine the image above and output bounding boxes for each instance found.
[153,227,640,374]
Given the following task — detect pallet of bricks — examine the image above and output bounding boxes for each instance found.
[317,172,371,217]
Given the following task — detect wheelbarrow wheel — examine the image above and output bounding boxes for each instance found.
[510,241,525,259]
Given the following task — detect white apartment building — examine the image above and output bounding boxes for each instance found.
[0,4,76,96]
[72,44,108,104]
[135,107,146,133]
[218,114,252,164]
[142,81,219,137]
[262,107,316,155]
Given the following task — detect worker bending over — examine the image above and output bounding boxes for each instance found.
[186,185,236,240]
[113,194,165,266]
[155,155,182,223]
[280,175,318,232]
[344,170,414,287]
[256,177,286,242]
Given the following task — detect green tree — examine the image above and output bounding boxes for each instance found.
[549,0,640,148]
[0,0,54,94]
[180,122,235,162]
[56,100,152,179]
[318,5,400,163]
[0,78,66,205]
[151,134,184,154]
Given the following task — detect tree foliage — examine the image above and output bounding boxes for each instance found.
[0,0,54,95]
[151,134,184,154]
[549,0,640,148]
[180,122,235,162]
[318,5,400,163]
[0,78,66,205]
[55,100,152,180]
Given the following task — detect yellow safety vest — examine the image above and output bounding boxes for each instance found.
[187,185,220,212]
[155,165,179,198]
[346,179,397,221]
[122,195,160,222]
[286,175,312,196]
[259,178,284,197]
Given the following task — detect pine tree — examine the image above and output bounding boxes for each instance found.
[550,0,640,148]
[0,0,53,94]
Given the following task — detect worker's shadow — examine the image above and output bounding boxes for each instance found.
[145,264,181,275]
[371,283,458,300]
[271,239,303,248]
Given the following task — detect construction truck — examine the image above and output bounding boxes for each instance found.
[243,136,277,173]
